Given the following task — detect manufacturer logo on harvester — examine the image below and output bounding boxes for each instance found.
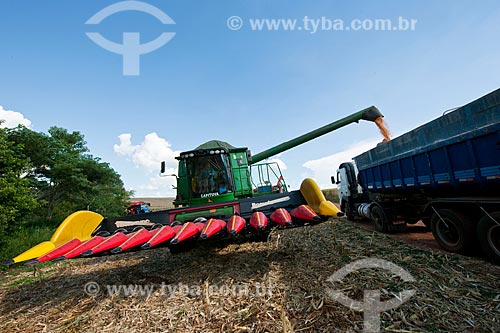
[85,1,176,76]
[251,196,290,210]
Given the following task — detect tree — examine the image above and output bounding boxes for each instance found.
[0,125,37,236]
[7,126,131,221]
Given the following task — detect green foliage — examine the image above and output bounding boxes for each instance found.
[0,127,37,237]
[0,123,131,262]
[322,188,339,203]
[0,224,54,268]
[5,125,131,222]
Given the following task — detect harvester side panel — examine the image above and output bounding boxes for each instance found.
[238,191,306,218]
[229,150,252,197]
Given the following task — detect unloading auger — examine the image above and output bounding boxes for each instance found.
[2,106,384,266]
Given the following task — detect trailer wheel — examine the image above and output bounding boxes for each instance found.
[477,212,500,265]
[431,209,474,254]
[371,205,389,233]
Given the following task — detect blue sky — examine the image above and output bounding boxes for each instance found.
[1,0,499,196]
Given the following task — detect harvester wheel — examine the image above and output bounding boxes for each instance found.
[477,212,500,265]
[431,209,475,254]
[371,205,389,233]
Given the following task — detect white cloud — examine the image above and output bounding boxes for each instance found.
[136,175,178,197]
[302,139,381,189]
[265,157,287,170]
[114,132,181,173]
[0,106,32,128]
[114,132,182,196]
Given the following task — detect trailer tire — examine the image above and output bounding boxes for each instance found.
[477,212,500,265]
[431,209,474,254]
[371,205,389,233]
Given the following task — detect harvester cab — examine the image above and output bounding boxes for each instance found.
[165,140,289,208]
[167,142,245,206]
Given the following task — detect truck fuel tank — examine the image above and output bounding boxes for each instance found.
[357,203,372,219]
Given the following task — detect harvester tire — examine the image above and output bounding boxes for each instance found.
[371,205,389,233]
[431,209,475,254]
[477,212,500,265]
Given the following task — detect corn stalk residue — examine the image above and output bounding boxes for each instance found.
[375,117,391,142]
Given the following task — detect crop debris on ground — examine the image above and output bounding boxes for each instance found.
[1,219,499,332]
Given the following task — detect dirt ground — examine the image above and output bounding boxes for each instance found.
[1,219,499,333]
[350,219,444,253]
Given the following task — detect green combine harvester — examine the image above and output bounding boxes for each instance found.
[2,106,384,266]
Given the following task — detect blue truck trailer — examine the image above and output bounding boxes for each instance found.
[335,88,500,264]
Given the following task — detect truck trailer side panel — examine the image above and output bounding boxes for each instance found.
[354,88,500,194]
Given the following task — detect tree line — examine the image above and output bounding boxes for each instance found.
[0,122,131,239]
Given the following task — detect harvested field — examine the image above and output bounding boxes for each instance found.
[1,219,499,332]
[130,198,175,211]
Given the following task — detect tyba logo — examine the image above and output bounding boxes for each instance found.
[85,1,176,76]
[326,258,416,333]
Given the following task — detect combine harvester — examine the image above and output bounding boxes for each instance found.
[3,106,385,266]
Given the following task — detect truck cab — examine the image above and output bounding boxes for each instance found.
[335,162,365,220]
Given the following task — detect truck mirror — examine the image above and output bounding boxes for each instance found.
[331,176,336,185]
[160,161,166,174]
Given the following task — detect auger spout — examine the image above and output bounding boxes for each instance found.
[250,106,382,164]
